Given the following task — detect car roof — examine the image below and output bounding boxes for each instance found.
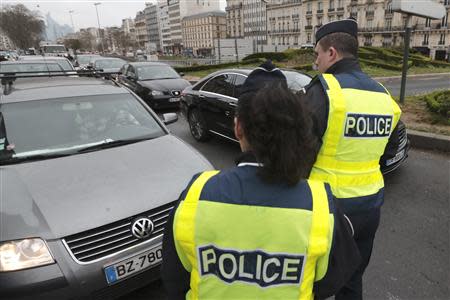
[19,56,70,61]
[1,61,62,65]
[128,61,170,67]
[1,76,128,103]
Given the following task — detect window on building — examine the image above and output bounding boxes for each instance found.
[386,19,392,29]
[330,0,335,9]
[439,34,446,45]
[425,18,431,27]
[317,16,323,26]
[338,0,343,8]
[442,13,448,27]
[307,18,312,26]
[318,2,323,10]
[307,33,311,43]
[307,2,312,12]
[423,33,429,45]
[367,20,373,28]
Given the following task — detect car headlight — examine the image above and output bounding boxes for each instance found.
[0,238,55,272]
[151,90,164,96]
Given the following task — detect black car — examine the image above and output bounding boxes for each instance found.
[181,68,409,174]
[118,62,190,110]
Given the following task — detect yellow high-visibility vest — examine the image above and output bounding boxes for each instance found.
[173,170,334,300]
[310,73,401,213]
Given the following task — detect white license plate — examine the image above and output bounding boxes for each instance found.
[104,245,162,285]
[386,149,405,166]
[169,97,180,102]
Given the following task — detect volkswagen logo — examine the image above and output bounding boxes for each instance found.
[131,218,154,239]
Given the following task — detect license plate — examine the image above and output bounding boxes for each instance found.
[385,149,405,166]
[169,97,180,102]
[104,245,162,285]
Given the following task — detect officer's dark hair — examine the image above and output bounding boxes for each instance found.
[236,84,319,186]
[318,32,358,58]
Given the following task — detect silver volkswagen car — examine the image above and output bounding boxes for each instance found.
[0,76,212,299]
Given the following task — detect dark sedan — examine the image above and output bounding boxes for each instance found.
[181,68,409,174]
[118,62,190,110]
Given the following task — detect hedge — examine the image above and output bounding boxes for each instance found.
[173,58,263,73]
[359,58,407,71]
[423,90,450,120]
[242,52,288,62]
[291,64,314,72]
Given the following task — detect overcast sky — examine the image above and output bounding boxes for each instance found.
[2,0,226,30]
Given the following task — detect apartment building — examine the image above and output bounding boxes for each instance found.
[168,0,221,54]
[243,0,269,50]
[158,0,171,54]
[267,0,302,47]
[352,0,449,60]
[135,11,148,49]
[145,3,161,52]
[226,0,244,38]
[182,11,227,56]
[122,18,136,47]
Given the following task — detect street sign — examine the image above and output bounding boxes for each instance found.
[392,0,445,20]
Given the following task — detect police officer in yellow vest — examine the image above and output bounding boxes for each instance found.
[161,61,361,300]
[303,19,402,299]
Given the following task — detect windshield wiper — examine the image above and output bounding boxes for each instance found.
[76,137,155,154]
[0,153,72,165]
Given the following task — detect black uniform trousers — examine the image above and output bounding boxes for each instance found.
[335,208,381,300]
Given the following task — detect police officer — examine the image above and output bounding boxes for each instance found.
[303,19,402,299]
[161,61,361,300]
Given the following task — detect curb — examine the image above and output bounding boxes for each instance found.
[407,129,450,153]
[374,72,450,81]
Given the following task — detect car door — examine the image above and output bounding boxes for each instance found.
[125,65,139,93]
[118,64,129,84]
[199,73,236,137]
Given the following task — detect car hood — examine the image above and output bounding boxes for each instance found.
[138,78,191,92]
[1,135,212,240]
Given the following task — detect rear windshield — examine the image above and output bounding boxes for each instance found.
[0,63,63,72]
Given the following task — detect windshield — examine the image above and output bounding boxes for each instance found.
[95,59,126,69]
[43,45,67,53]
[0,63,64,72]
[283,71,312,91]
[0,94,165,163]
[25,59,73,71]
[137,65,180,80]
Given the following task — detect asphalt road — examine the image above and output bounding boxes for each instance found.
[121,113,449,300]
[378,73,450,97]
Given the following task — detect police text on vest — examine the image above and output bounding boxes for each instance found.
[198,245,305,287]
[344,113,393,138]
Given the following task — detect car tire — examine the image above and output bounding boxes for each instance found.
[188,108,211,142]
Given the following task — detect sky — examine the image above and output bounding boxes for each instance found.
[1,0,226,30]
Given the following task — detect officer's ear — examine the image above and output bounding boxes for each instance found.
[328,46,341,61]
[234,117,244,141]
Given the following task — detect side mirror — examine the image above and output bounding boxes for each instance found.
[162,113,178,125]
[179,72,185,77]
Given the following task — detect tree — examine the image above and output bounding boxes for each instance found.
[0,4,45,49]
[78,31,94,52]
[64,39,81,51]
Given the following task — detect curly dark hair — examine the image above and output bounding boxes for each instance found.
[236,83,320,186]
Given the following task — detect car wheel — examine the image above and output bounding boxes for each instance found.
[188,108,211,142]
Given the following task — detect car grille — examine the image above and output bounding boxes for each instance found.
[398,123,408,149]
[63,201,176,264]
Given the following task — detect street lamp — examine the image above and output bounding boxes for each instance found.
[94,2,105,54]
[69,10,75,32]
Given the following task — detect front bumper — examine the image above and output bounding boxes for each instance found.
[145,95,181,110]
[0,237,163,300]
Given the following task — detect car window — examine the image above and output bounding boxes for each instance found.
[0,63,63,72]
[95,59,126,69]
[283,71,312,92]
[233,74,247,98]
[0,94,165,162]
[201,74,235,97]
[119,64,129,75]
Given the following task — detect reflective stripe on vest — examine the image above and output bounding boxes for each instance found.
[310,73,401,210]
[173,171,332,300]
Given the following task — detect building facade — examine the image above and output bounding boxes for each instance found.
[267,0,302,47]
[145,3,161,52]
[158,0,171,53]
[168,0,221,54]
[122,18,137,48]
[242,0,269,51]
[135,11,148,49]
[182,11,227,57]
[226,0,244,38]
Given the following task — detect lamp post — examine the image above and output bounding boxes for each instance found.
[69,10,75,32]
[94,2,105,54]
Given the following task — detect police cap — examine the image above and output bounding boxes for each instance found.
[315,18,358,43]
[239,60,287,98]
